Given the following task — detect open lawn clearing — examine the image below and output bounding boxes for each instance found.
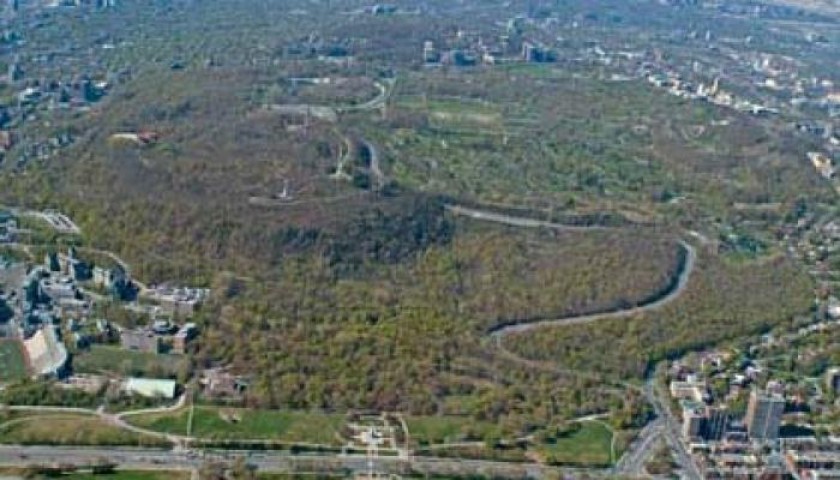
[405,415,499,446]
[72,345,184,378]
[537,421,614,467]
[128,406,344,445]
[0,340,28,382]
[0,414,166,446]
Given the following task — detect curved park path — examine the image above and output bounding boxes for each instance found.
[443,205,698,337]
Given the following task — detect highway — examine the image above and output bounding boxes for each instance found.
[0,445,603,478]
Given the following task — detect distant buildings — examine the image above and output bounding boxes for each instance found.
[120,321,197,355]
[809,152,835,180]
[171,323,197,355]
[422,41,439,65]
[745,390,785,441]
[43,247,93,282]
[682,401,706,440]
[784,438,840,480]
[39,277,79,302]
[201,368,249,400]
[670,377,708,403]
[369,4,396,15]
[705,407,731,442]
[120,329,161,354]
[147,285,209,317]
[680,401,732,443]
[93,266,135,301]
[522,42,556,63]
[0,210,16,243]
[827,368,840,394]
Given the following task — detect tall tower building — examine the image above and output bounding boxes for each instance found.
[704,406,731,441]
[745,390,785,441]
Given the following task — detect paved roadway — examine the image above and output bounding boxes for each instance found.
[3,203,701,477]
[0,446,602,479]
[641,379,704,480]
[446,205,702,478]
[360,138,386,189]
[445,205,614,232]
[490,239,695,335]
[444,205,698,336]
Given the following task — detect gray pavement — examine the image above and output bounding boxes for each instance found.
[0,445,606,479]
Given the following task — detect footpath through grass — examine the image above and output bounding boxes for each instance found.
[0,414,167,447]
[128,406,344,445]
[405,415,499,446]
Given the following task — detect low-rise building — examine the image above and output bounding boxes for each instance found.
[171,323,197,354]
[784,438,840,480]
[671,379,707,402]
[120,329,161,354]
[201,368,249,400]
[39,277,78,301]
[147,286,209,317]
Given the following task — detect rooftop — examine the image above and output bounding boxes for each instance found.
[123,377,177,399]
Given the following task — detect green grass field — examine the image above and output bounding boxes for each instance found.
[0,340,28,382]
[72,345,184,378]
[63,471,189,480]
[537,421,614,467]
[0,414,166,447]
[127,406,344,445]
[405,415,499,445]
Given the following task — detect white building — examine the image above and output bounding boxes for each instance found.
[122,378,177,399]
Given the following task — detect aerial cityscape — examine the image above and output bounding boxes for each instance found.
[0,0,839,478]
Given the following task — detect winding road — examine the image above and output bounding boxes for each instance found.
[446,205,701,478]
[3,200,701,477]
[445,205,614,232]
[446,205,700,478]
[443,205,698,336]
[490,240,696,336]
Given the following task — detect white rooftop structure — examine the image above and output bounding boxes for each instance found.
[123,377,177,399]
